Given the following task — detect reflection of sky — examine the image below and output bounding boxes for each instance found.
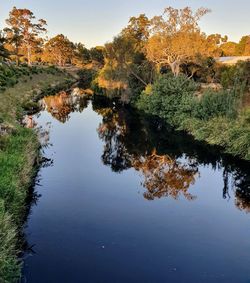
[23,100,250,283]
[1,0,249,47]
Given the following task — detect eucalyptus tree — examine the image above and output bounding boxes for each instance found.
[98,14,155,100]
[43,34,75,66]
[146,7,211,76]
[4,7,47,65]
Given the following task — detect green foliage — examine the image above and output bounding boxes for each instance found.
[0,127,39,282]
[192,88,241,120]
[21,100,40,114]
[0,64,47,91]
[236,36,250,55]
[220,60,250,90]
[0,32,9,61]
[0,63,72,281]
[137,73,250,160]
[0,203,20,283]
[136,73,197,125]
[77,68,97,89]
[89,47,104,65]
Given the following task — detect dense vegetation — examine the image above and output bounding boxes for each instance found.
[91,6,250,161]
[136,72,250,160]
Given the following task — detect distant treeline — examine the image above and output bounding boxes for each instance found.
[0,6,250,69]
[0,7,104,67]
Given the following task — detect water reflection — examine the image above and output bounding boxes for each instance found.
[93,97,250,211]
[132,150,198,201]
[38,91,250,212]
[40,88,89,123]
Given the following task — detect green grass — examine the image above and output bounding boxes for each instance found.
[0,65,74,282]
[0,128,38,282]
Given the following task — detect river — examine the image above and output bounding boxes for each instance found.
[21,87,250,283]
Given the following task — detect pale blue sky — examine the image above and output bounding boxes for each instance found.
[0,0,249,48]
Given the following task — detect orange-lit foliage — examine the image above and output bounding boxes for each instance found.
[146,7,211,76]
[133,150,199,200]
[42,34,74,66]
[43,92,72,122]
[4,7,46,65]
[42,90,88,123]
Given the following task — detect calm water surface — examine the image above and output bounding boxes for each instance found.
[22,89,250,283]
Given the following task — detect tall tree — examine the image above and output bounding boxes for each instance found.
[98,14,154,98]
[4,7,47,65]
[42,34,75,66]
[121,14,150,48]
[99,35,152,91]
[146,7,210,76]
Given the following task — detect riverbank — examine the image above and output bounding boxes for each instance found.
[0,66,75,282]
[134,74,250,161]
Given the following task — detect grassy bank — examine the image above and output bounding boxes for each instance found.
[135,74,250,161]
[0,64,74,282]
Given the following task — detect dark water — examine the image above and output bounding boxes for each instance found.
[22,89,250,283]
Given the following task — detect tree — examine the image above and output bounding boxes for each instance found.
[237,35,250,55]
[220,41,238,56]
[43,34,75,66]
[98,35,153,97]
[243,36,250,55]
[98,15,155,99]
[121,14,150,47]
[72,43,89,66]
[206,33,228,56]
[146,7,210,76]
[4,7,47,65]
[0,32,9,61]
[89,46,105,65]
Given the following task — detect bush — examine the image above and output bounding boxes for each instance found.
[220,60,250,90]
[0,64,46,91]
[192,87,241,120]
[136,73,197,125]
[136,72,250,160]
[77,68,97,89]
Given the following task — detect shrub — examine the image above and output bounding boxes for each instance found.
[77,68,97,89]
[220,60,250,90]
[192,88,241,120]
[136,72,250,160]
[136,73,197,125]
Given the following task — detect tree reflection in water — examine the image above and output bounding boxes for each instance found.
[97,108,132,172]
[40,88,89,123]
[132,150,198,200]
[93,97,250,211]
[38,92,250,212]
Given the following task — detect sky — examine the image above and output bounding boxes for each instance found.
[0,0,249,48]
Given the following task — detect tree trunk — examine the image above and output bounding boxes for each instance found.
[27,45,32,66]
[58,55,62,66]
[169,61,180,76]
